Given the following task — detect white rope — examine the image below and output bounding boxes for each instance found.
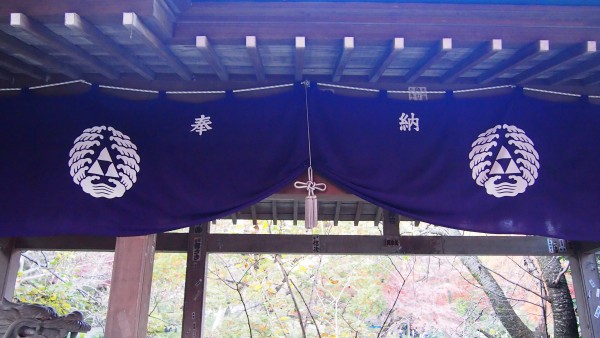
[98,85,159,94]
[589,95,600,99]
[523,87,581,98]
[317,83,380,93]
[29,80,91,90]
[453,85,516,93]
[165,90,226,95]
[388,89,446,94]
[232,83,294,93]
[0,88,21,92]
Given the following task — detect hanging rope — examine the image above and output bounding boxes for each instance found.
[294,81,326,229]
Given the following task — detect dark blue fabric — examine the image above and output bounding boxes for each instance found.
[311,88,600,241]
[1,85,600,240]
[0,88,308,236]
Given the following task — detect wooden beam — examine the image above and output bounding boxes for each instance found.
[105,235,156,337]
[65,12,154,80]
[207,234,570,256]
[513,41,596,84]
[148,0,175,39]
[295,36,305,82]
[0,52,46,80]
[370,37,404,83]
[123,12,193,81]
[333,37,354,82]
[569,250,600,337]
[182,225,210,338]
[383,210,400,237]
[441,39,502,83]
[245,35,265,81]
[547,54,600,85]
[405,38,452,83]
[374,207,383,227]
[196,36,228,81]
[0,30,81,79]
[478,40,549,84]
[0,239,20,300]
[231,212,238,225]
[10,13,118,80]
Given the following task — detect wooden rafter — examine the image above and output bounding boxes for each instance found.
[441,39,501,83]
[370,37,404,83]
[251,205,257,225]
[374,207,383,227]
[65,13,154,81]
[10,13,118,79]
[547,54,600,85]
[333,37,354,82]
[0,52,46,80]
[272,200,278,225]
[246,36,265,81]
[0,30,80,79]
[293,200,298,225]
[123,12,193,81]
[513,41,596,84]
[354,201,364,226]
[333,201,341,226]
[196,36,228,81]
[405,38,452,83]
[295,36,305,82]
[478,40,549,84]
[582,72,600,86]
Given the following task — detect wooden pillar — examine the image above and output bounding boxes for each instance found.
[0,238,20,300]
[105,235,156,338]
[182,224,210,338]
[569,247,600,338]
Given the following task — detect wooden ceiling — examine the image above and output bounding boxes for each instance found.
[0,0,599,94]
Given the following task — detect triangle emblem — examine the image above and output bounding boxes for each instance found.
[97,147,113,162]
[490,161,505,175]
[105,164,120,178]
[505,160,521,174]
[88,161,104,176]
[496,146,511,160]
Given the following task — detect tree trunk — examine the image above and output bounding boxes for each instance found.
[535,256,578,338]
[460,256,536,338]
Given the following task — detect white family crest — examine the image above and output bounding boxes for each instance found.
[399,112,419,132]
[469,124,540,198]
[191,115,212,135]
[68,126,140,199]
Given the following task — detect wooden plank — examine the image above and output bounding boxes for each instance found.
[441,39,501,83]
[13,236,117,251]
[295,36,305,81]
[0,239,20,300]
[513,41,596,84]
[207,234,570,256]
[105,235,156,338]
[382,210,400,237]
[405,38,452,83]
[333,37,354,82]
[182,225,210,338]
[123,12,193,81]
[569,249,600,337]
[548,54,600,85]
[374,207,383,227]
[65,12,155,80]
[478,40,549,84]
[369,37,404,83]
[245,36,265,81]
[196,36,228,81]
[272,200,278,225]
[0,52,46,80]
[582,72,600,86]
[10,13,118,80]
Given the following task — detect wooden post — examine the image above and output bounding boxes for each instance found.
[105,235,156,338]
[569,248,600,337]
[0,238,20,300]
[182,224,210,338]
[383,210,400,247]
